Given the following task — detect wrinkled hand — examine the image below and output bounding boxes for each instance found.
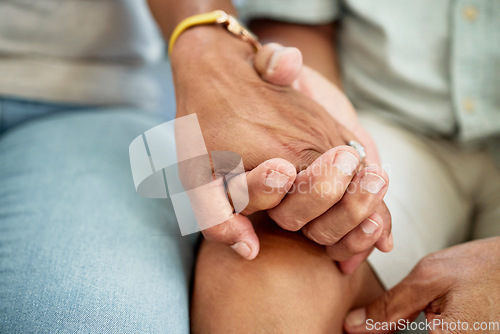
[344,237,500,333]
[171,29,391,267]
[172,30,355,168]
[171,28,366,257]
[253,43,392,273]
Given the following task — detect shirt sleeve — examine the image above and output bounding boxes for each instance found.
[236,0,340,24]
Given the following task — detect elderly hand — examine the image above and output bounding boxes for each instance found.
[171,28,392,268]
[344,237,500,333]
[252,43,393,273]
[171,28,383,259]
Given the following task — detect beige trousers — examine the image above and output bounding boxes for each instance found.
[360,112,500,289]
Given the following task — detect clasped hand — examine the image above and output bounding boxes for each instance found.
[171,37,393,274]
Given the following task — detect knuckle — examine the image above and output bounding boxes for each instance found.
[379,290,396,320]
[342,199,371,224]
[251,193,284,212]
[279,142,322,169]
[202,223,228,242]
[280,220,303,232]
[269,211,303,231]
[414,253,442,279]
[344,239,370,254]
[412,254,456,298]
[265,196,286,211]
[201,217,245,243]
[316,185,344,204]
[305,225,341,246]
[276,219,301,232]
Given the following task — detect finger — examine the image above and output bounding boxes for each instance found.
[254,42,303,86]
[202,213,259,260]
[337,248,374,275]
[375,201,393,253]
[344,284,421,333]
[325,212,383,262]
[344,261,443,333]
[268,146,361,231]
[339,203,393,273]
[336,202,393,275]
[228,158,297,215]
[202,158,296,260]
[183,172,259,260]
[302,167,389,245]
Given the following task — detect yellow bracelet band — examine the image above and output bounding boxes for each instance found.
[168,10,261,57]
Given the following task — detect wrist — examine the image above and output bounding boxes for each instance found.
[148,0,237,37]
[170,25,255,68]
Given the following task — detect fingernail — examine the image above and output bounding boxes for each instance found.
[267,47,289,74]
[230,242,252,259]
[360,218,380,234]
[345,308,367,327]
[333,151,359,175]
[265,170,290,188]
[360,172,386,193]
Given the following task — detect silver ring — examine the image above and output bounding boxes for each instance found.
[347,140,366,161]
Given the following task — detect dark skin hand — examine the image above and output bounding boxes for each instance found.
[149,1,353,168]
[344,237,500,333]
[171,26,356,171]
[149,0,391,265]
[168,26,375,257]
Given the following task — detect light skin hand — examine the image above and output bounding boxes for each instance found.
[253,43,393,273]
[249,23,393,272]
[344,237,500,334]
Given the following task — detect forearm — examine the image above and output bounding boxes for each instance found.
[249,19,343,87]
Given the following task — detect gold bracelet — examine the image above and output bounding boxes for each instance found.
[168,10,261,57]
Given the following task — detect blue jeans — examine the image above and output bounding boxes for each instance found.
[0,97,198,333]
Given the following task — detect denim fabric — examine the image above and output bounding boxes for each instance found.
[0,98,197,333]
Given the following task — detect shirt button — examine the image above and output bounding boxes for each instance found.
[463,98,475,113]
[463,5,479,22]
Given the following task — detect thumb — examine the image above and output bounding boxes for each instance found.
[344,268,437,333]
[201,158,296,261]
[202,213,260,260]
[254,42,303,86]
